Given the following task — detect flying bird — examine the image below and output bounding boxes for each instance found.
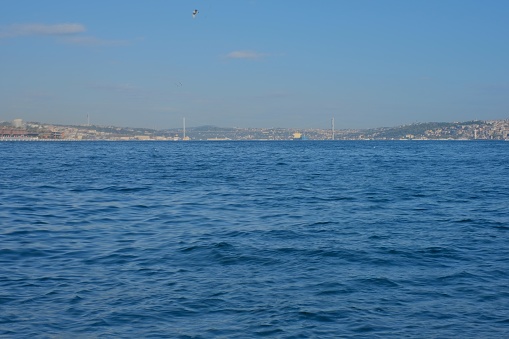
[192,9,198,19]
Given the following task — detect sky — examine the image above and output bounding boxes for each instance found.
[1,0,508,129]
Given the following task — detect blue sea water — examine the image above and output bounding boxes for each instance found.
[1,140,508,338]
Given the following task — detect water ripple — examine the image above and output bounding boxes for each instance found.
[1,141,509,337]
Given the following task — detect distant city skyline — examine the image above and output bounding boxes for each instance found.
[2,118,508,141]
[1,1,509,129]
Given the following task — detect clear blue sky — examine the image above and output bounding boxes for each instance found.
[1,0,508,129]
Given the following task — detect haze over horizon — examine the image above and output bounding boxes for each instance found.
[1,1,508,130]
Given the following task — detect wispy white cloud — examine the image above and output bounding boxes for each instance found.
[226,50,268,60]
[0,23,129,47]
[0,23,85,38]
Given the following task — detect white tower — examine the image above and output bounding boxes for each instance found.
[183,117,186,140]
[331,117,335,140]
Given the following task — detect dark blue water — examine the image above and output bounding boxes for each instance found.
[1,141,508,338]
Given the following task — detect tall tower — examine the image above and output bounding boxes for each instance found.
[331,117,335,140]
[183,117,186,140]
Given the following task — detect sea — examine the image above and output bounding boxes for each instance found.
[1,140,508,338]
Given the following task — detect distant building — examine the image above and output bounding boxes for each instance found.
[135,135,151,140]
[12,119,23,128]
[292,132,308,140]
[38,131,64,139]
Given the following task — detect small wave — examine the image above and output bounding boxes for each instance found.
[438,270,479,282]
[253,326,285,336]
[298,309,349,323]
[454,218,476,224]
[69,185,150,193]
[353,277,400,288]
[0,248,51,259]
[83,252,139,265]
[3,228,51,236]
[313,282,353,296]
